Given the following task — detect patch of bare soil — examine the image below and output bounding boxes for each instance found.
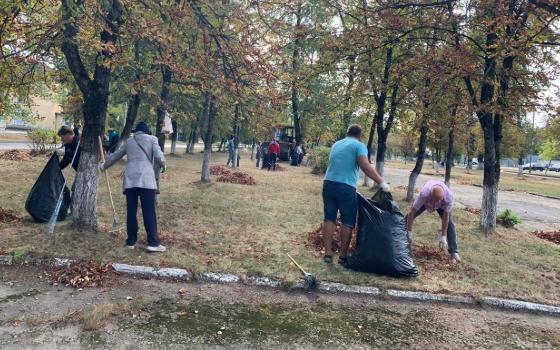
[210,165,257,185]
[306,221,357,255]
[0,207,21,223]
[0,149,32,161]
[533,230,560,245]
[48,260,115,288]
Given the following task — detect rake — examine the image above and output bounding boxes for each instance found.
[287,253,318,290]
[98,136,123,233]
[46,138,81,237]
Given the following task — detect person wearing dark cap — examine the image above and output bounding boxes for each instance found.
[100,122,167,252]
[57,125,81,171]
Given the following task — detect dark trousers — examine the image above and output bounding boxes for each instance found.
[412,205,458,254]
[125,187,160,247]
[267,153,278,171]
[256,157,261,168]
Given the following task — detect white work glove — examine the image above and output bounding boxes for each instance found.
[379,182,390,192]
[438,234,448,251]
[55,148,65,157]
[98,162,105,172]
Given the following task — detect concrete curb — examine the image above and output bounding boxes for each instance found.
[5,256,560,317]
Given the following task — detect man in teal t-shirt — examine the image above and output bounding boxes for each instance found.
[322,124,390,265]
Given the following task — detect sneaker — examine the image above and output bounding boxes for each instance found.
[451,252,461,262]
[124,242,135,250]
[146,245,166,253]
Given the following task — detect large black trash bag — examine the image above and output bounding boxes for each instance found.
[25,154,71,223]
[346,191,418,277]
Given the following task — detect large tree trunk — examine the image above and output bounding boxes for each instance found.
[201,93,215,182]
[156,65,172,151]
[480,113,501,232]
[60,0,122,229]
[406,121,428,201]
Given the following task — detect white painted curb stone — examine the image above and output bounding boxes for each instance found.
[112,263,190,280]
[387,289,476,305]
[200,272,240,283]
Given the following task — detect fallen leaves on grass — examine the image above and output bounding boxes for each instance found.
[209,165,231,176]
[464,207,481,215]
[49,260,114,288]
[274,164,287,171]
[306,220,356,255]
[217,171,257,186]
[0,149,32,161]
[0,207,21,223]
[533,231,560,245]
[210,165,257,185]
[413,243,475,274]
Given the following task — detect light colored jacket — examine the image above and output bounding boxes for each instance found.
[104,132,166,191]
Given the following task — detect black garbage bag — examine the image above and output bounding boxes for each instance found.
[25,154,71,223]
[346,191,418,277]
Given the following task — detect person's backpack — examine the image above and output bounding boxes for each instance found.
[346,191,418,277]
[25,154,71,223]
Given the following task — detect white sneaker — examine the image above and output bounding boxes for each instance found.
[451,252,461,262]
[146,245,166,253]
[125,245,135,250]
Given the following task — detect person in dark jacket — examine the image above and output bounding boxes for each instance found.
[57,125,81,171]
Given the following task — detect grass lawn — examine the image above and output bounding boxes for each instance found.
[1,151,559,305]
[386,160,560,198]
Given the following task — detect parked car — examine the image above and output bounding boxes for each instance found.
[522,162,546,171]
[548,163,560,172]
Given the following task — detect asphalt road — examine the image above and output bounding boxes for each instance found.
[384,167,560,231]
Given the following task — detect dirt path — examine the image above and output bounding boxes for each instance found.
[1,265,559,349]
[384,167,560,231]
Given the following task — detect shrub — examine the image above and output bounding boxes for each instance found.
[27,129,57,155]
[497,209,522,228]
[308,147,330,175]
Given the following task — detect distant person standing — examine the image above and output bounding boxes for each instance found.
[322,124,389,265]
[267,138,280,171]
[226,135,235,167]
[406,180,460,262]
[255,141,263,169]
[295,142,304,166]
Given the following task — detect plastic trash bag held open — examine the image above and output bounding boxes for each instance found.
[346,191,418,277]
[25,154,71,223]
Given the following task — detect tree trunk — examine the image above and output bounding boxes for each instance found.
[250,138,256,160]
[406,121,428,201]
[120,93,140,141]
[339,54,356,139]
[156,65,172,151]
[480,113,501,232]
[232,104,240,168]
[170,119,178,154]
[120,40,142,142]
[217,138,225,152]
[60,0,122,229]
[445,129,454,187]
[201,93,215,182]
[291,3,303,144]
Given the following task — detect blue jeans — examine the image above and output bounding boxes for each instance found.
[411,206,458,254]
[267,153,278,171]
[322,180,358,228]
[125,187,160,247]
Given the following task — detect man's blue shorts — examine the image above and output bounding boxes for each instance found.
[322,180,357,228]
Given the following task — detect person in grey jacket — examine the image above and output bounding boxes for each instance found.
[100,122,167,252]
